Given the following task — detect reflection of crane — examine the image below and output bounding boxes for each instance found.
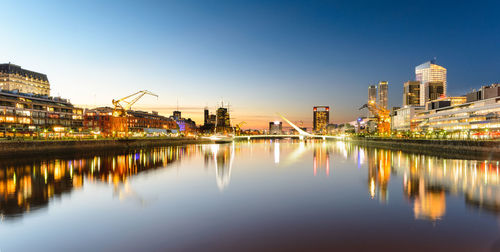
[359,100,391,134]
[112,90,158,117]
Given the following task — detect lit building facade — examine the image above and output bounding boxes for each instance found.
[0,63,51,96]
[130,110,178,133]
[368,85,377,117]
[172,111,181,120]
[368,85,377,103]
[377,81,388,110]
[414,90,500,138]
[0,90,83,136]
[403,81,421,106]
[200,107,216,134]
[466,84,500,103]
[84,107,177,136]
[425,96,466,110]
[269,121,283,135]
[216,107,231,134]
[415,60,447,105]
[313,106,329,134]
[205,109,215,125]
[391,106,425,132]
[326,124,338,135]
[423,81,445,103]
[209,114,216,125]
[175,118,197,133]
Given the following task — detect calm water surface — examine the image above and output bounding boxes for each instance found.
[1,140,500,251]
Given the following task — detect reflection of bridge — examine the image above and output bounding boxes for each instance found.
[235,134,335,140]
[234,113,340,140]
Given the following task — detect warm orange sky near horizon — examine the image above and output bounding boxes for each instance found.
[75,103,339,130]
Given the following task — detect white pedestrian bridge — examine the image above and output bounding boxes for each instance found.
[233,113,340,140]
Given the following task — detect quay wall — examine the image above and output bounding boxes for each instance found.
[1,137,498,160]
[347,138,500,159]
[0,138,212,157]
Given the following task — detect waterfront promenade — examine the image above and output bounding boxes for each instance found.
[0,137,212,157]
[347,137,500,159]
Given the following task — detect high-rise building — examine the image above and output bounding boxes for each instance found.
[204,107,209,125]
[269,121,283,135]
[425,81,445,102]
[313,106,329,134]
[368,85,377,117]
[378,81,388,110]
[403,81,421,106]
[216,107,231,133]
[209,114,216,125]
[200,108,217,134]
[415,60,447,105]
[0,63,51,95]
[368,85,377,103]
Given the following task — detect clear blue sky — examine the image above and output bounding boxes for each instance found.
[1,0,499,128]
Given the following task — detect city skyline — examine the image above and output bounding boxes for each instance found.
[1,1,499,129]
[1,2,500,251]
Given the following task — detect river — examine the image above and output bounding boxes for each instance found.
[0,139,499,251]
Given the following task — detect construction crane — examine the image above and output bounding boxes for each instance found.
[112,90,158,117]
[359,100,391,134]
[110,90,158,136]
[234,121,247,135]
[295,120,304,127]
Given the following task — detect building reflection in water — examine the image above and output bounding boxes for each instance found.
[366,148,391,202]
[0,145,200,220]
[313,142,330,176]
[2,140,499,223]
[202,143,235,191]
[274,141,280,164]
[337,142,500,221]
[399,153,500,220]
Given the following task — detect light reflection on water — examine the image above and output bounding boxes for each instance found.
[1,139,500,251]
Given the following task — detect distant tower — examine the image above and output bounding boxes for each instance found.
[415,60,447,105]
[204,107,209,125]
[216,102,231,134]
[378,81,388,110]
[173,111,181,120]
[269,121,283,135]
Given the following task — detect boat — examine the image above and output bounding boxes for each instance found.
[206,135,234,143]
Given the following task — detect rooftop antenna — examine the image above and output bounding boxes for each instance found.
[176,97,179,111]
